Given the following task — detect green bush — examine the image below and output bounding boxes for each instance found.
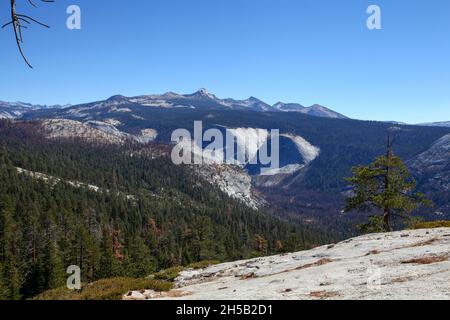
[153,266,185,282]
[187,260,220,270]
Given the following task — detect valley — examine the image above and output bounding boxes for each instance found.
[0,120,322,299]
[1,89,449,299]
[14,89,450,226]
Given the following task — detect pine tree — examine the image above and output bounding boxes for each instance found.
[98,233,115,279]
[45,242,66,289]
[0,195,22,299]
[0,261,6,299]
[344,135,430,232]
[125,236,155,278]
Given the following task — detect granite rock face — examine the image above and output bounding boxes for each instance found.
[127,228,450,300]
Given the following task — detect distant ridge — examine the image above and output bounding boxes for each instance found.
[1,89,348,120]
[418,121,450,128]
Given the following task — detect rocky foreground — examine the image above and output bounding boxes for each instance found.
[126,228,450,300]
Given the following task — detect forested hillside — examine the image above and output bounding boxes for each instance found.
[0,120,331,299]
[22,104,450,223]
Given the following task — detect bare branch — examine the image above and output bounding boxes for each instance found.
[2,0,54,68]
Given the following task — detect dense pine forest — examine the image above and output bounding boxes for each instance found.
[0,120,332,299]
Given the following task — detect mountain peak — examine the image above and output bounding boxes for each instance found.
[247,96,262,102]
[191,88,216,99]
[106,95,129,103]
[306,104,348,119]
[272,102,305,111]
[162,91,180,97]
[197,88,209,95]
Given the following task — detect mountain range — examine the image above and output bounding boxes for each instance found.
[3,89,448,126]
[0,100,70,120]
[1,89,347,119]
[419,121,450,128]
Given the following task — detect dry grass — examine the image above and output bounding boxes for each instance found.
[319,282,332,287]
[412,221,450,230]
[240,272,256,280]
[365,250,381,256]
[296,258,334,270]
[33,277,173,300]
[309,290,341,299]
[401,254,448,265]
[188,260,220,270]
[246,258,336,280]
[407,238,439,248]
[391,276,414,283]
[164,290,193,298]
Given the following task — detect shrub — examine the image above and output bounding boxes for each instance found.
[187,260,220,270]
[153,266,185,282]
[33,277,173,300]
[411,220,450,230]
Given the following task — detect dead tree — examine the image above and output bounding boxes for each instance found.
[2,0,54,68]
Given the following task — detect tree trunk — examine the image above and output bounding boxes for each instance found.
[383,134,393,232]
[383,210,391,232]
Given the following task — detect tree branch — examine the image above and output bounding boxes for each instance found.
[2,0,54,68]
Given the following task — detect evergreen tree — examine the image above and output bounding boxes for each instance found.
[344,135,430,232]
[97,233,116,279]
[45,242,66,289]
[0,196,22,299]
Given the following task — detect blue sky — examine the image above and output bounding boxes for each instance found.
[0,0,449,123]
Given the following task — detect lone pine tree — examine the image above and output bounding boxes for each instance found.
[344,135,430,232]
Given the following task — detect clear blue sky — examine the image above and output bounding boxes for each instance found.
[1,0,449,123]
